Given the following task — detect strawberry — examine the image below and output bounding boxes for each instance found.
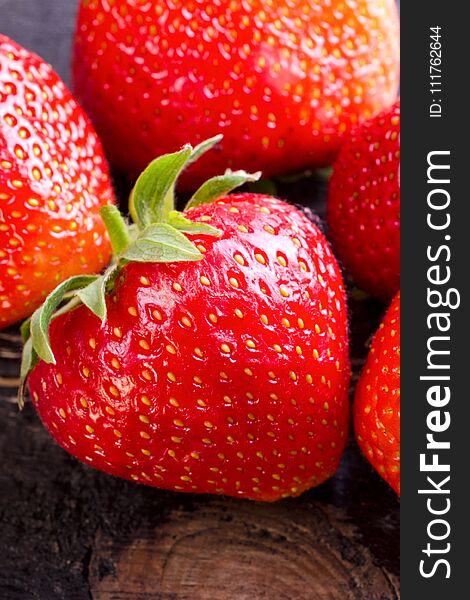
[354,292,400,494]
[327,100,400,302]
[73,0,400,189]
[0,35,115,330]
[21,138,351,501]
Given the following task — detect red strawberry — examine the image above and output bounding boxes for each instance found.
[22,139,350,502]
[73,0,399,189]
[0,35,115,329]
[327,100,400,302]
[354,292,400,494]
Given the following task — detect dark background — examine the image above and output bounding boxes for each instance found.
[1,0,77,84]
[1,2,399,599]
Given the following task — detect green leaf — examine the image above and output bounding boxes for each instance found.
[52,295,82,320]
[127,223,140,242]
[129,145,193,228]
[20,318,31,343]
[167,211,222,237]
[187,135,223,165]
[17,376,29,410]
[20,337,37,380]
[186,170,262,210]
[30,275,99,364]
[18,295,83,404]
[122,223,203,263]
[100,205,130,255]
[77,266,117,322]
[18,337,38,409]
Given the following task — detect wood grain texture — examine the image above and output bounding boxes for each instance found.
[0,437,400,599]
[89,497,399,600]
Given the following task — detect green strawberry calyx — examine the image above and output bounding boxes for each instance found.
[18,135,261,407]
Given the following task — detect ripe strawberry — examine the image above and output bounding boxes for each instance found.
[327,100,400,302]
[354,292,400,494]
[22,139,351,501]
[73,0,400,189]
[0,35,115,329]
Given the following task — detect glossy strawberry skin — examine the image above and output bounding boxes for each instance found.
[28,195,350,501]
[73,0,399,188]
[354,292,400,494]
[0,35,115,329]
[327,101,400,302]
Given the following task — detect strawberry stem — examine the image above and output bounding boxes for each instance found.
[100,205,130,256]
[17,134,263,403]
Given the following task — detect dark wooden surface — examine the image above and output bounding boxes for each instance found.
[1,3,399,598]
